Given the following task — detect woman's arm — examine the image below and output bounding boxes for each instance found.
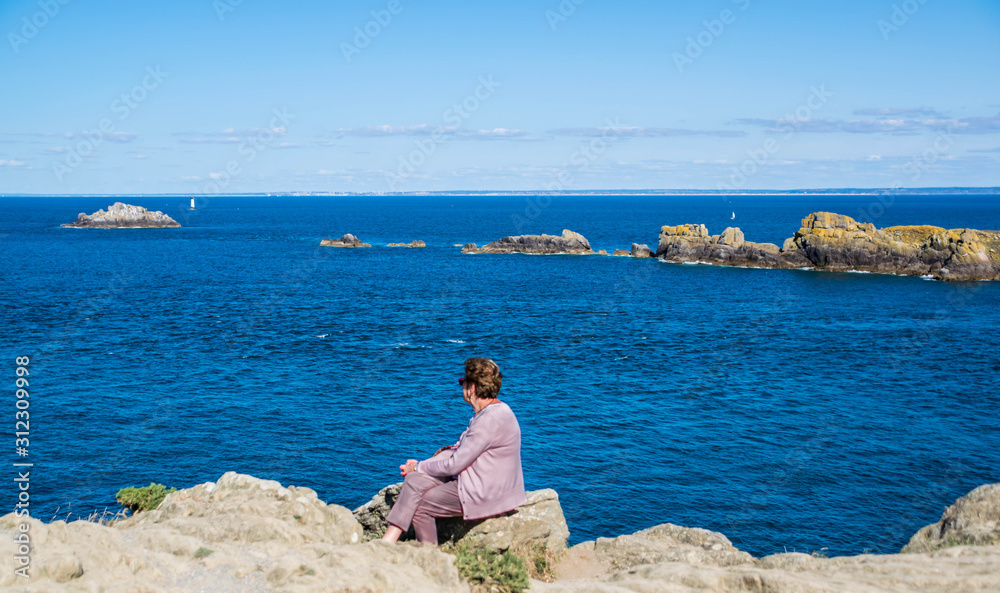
[433,445,456,456]
[417,416,494,477]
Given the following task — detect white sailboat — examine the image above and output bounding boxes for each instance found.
[731,211,735,220]
[190,197,195,210]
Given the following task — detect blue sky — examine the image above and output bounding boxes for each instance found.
[1,0,998,193]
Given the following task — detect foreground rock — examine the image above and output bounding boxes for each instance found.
[462,230,594,255]
[354,483,569,553]
[0,472,466,593]
[61,202,180,228]
[544,482,1000,592]
[320,233,371,248]
[3,475,999,593]
[542,546,1000,593]
[656,212,1000,281]
[387,240,427,248]
[557,523,754,578]
[903,483,1000,553]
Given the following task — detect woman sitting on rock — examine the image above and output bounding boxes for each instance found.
[382,357,527,545]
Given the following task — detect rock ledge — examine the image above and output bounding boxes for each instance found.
[320,233,371,248]
[463,230,594,254]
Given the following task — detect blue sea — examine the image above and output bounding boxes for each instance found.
[1,193,998,558]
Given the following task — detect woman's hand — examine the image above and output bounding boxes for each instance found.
[399,459,418,476]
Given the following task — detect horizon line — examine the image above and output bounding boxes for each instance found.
[3,186,1000,198]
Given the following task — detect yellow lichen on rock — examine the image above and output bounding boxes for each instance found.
[660,224,709,238]
[657,211,1000,280]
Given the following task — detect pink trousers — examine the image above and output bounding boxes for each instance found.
[385,470,464,544]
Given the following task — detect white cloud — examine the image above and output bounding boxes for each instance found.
[175,127,287,144]
[549,126,745,138]
[332,125,533,140]
[738,110,1000,135]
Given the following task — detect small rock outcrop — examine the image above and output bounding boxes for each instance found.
[438,489,569,553]
[354,483,570,553]
[562,523,755,574]
[612,249,630,256]
[657,223,789,268]
[320,234,371,248]
[61,202,180,228]
[630,243,652,258]
[387,240,427,248]
[903,483,1000,553]
[462,230,594,255]
[352,482,405,542]
[655,212,1000,281]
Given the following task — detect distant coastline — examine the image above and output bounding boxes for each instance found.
[3,187,1000,198]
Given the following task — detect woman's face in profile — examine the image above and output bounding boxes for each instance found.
[460,381,475,407]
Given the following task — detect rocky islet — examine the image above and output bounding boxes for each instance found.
[320,233,371,248]
[656,212,1000,281]
[61,202,181,228]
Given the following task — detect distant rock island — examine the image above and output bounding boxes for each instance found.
[320,234,371,248]
[462,229,594,254]
[61,202,180,228]
[387,240,426,248]
[658,212,1000,281]
[1,472,997,592]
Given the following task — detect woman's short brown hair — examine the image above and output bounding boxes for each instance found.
[464,357,503,400]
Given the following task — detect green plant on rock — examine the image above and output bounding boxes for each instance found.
[452,544,530,593]
[194,547,213,559]
[116,482,177,513]
[525,544,557,582]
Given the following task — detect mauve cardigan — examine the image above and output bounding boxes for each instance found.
[415,401,527,520]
